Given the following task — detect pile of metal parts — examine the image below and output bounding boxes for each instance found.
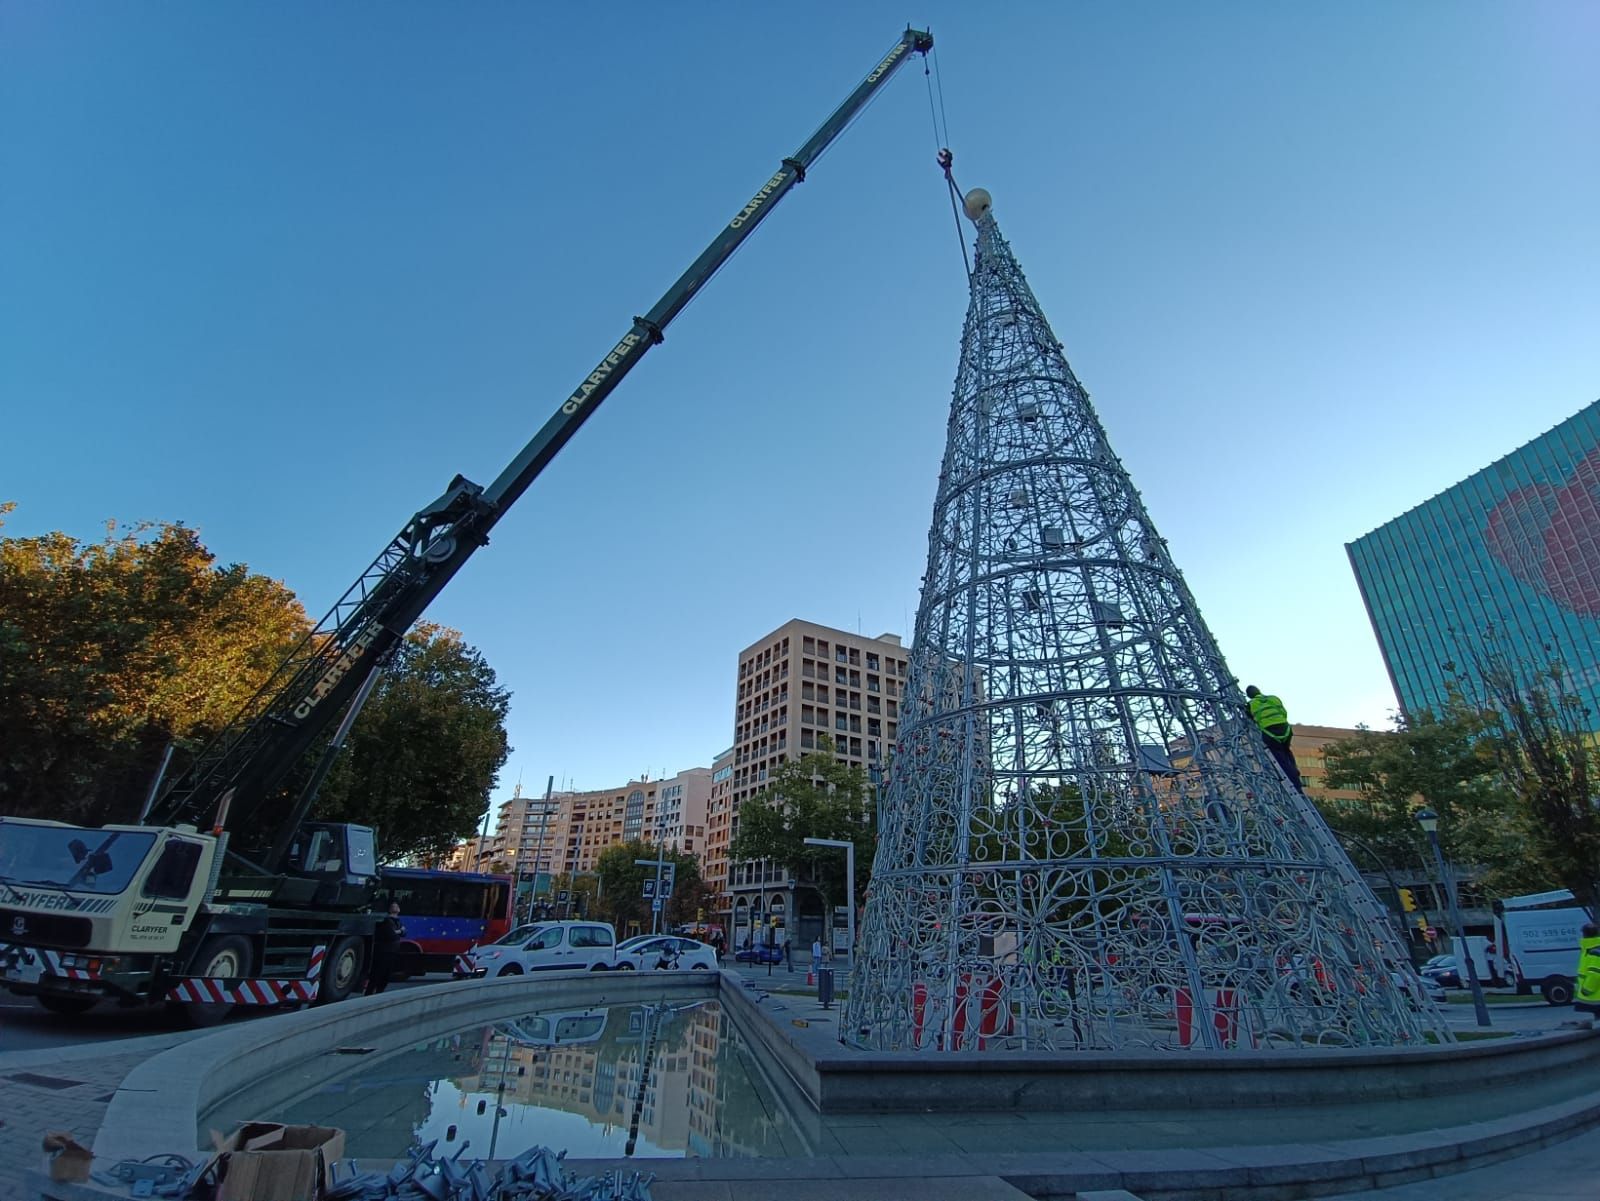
[93,1153,206,1198]
[324,1141,654,1201]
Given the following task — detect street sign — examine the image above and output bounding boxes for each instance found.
[558,890,570,903]
[652,897,663,912]
[642,879,656,899]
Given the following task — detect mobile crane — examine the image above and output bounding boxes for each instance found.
[0,27,934,1019]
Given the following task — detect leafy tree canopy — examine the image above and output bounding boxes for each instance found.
[0,507,308,822]
[594,840,705,933]
[0,506,512,864]
[728,738,874,913]
[1447,635,1600,916]
[1320,695,1549,902]
[316,622,512,864]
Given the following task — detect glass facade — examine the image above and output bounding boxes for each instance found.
[1347,400,1600,722]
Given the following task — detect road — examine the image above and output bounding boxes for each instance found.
[0,976,441,1054]
[1439,995,1581,1034]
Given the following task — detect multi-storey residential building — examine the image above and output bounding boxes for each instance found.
[446,766,714,888]
[703,749,735,919]
[546,779,657,878]
[485,783,566,880]
[443,836,493,873]
[717,619,906,950]
[657,767,712,856]
[1348,400,1600,724]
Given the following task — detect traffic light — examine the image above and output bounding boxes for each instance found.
[1415,914,1429,932]
[696,908,705,922]
[1397,888,1417,913]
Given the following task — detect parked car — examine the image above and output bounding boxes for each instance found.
[454,921,618,978]
[735,943,784,965]
[616,935,718,971]
[1392,970,1448,1008]
[1421,956,1463,989]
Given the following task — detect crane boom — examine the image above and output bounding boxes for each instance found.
[151,27,935,863]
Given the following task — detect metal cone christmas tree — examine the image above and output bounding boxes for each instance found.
[846,190,1447,1052]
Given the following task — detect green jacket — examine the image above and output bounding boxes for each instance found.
[1576,935,1600,1007]
[1249,694,1292,741]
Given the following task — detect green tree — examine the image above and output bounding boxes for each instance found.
[1319,708,1544,899]
[315,623,512,864]
[0,506,309,822]
[1449,638,1600,917]
[728,738,874,917]
[548,871,600,919]
[0,508,513,862]
[594,840,704,934]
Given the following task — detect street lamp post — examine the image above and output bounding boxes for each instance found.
[803,837,855,967]
[1415,807,1491,1027]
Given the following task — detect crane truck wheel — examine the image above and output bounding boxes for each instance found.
[37,994,99,1017]
[182,934,254,1027]
[315,937,366,1005]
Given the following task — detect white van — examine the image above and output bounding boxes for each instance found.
[456,921,618,978]
[1495,889,1591,1004]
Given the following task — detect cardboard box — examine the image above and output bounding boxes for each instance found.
[214,1122,345,1201]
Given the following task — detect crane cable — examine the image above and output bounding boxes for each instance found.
[924,48,971,276]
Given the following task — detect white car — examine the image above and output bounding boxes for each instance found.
[615,935,718,972]
[456,921,618,978]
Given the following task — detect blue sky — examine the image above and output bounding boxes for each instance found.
[4,3,1597,801]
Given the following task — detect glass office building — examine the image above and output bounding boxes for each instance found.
[1348,399,1600,722]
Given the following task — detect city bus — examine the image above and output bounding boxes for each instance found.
[376,866,515,978]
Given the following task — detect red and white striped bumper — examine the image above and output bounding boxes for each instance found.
[165,944,325,1006]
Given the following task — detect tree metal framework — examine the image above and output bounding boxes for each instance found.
[845,195,1448,1052]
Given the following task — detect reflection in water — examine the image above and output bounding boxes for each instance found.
[272,1000,798,1160]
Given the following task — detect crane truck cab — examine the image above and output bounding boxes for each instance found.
[0,816,379,1017]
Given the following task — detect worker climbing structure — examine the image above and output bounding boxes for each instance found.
[845,188,1449,1052]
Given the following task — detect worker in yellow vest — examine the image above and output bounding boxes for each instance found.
[1575,923,1600,1023]
[1245,685,1303,793]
